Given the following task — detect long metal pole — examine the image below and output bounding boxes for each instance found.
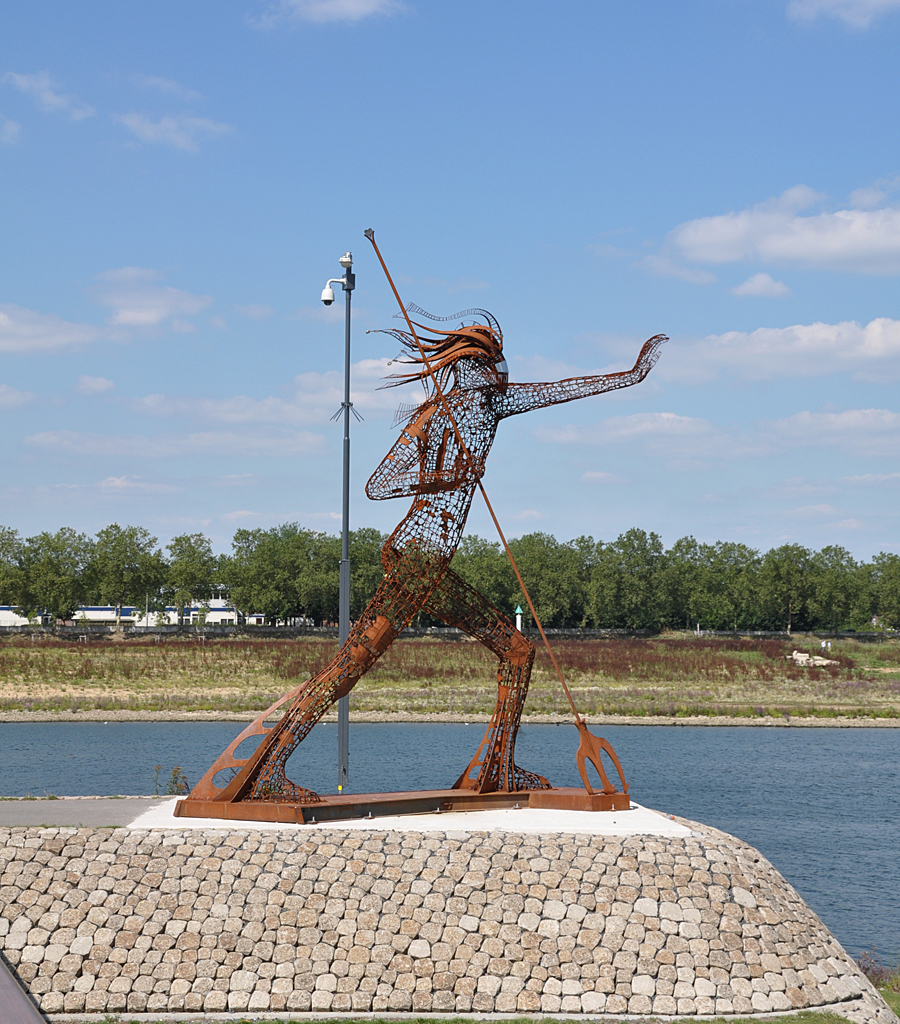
[337,261,354,792]
[363,229,583,723]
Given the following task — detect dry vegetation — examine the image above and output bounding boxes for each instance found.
[1,633,899,720]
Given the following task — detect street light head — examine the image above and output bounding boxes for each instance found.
[339,252,353,270]
[321,285,335,306]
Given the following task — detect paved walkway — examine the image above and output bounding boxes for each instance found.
[0,796,170,827]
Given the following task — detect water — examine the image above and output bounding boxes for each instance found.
[1,721,897,965]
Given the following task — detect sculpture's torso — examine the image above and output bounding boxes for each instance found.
[367,383,501,558]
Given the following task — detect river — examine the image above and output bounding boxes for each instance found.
[0,721,897,966]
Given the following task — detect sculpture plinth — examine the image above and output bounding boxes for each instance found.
[175,785,629,825]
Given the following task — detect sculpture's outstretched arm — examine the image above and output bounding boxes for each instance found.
[497,335,667,418]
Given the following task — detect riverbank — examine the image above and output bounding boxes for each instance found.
[2,707,900,725]
[3,633,900,721]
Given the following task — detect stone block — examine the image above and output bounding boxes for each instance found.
[311,989,334,1010]
[248,989,271,1010]
[407,938,430,958]
[227,990,250,1011]
[39,991,64,1013]
[203,990,228,1011]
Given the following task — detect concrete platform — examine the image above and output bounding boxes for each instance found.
[0,796,170,828]
[134,796,694,836]
[1,811,896,1023]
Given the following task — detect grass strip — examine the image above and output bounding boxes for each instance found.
[1,634,899,719]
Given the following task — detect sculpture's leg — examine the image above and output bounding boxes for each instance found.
[188,544,445,805]
[421,567,550,793]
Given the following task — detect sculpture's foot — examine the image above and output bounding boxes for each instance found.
[513,765,552,790]
[249,773,321,804]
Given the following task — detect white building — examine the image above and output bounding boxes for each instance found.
[0,599,239,627]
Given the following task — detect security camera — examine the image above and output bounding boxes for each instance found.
[339,252,353,270]
[321,285,335,306]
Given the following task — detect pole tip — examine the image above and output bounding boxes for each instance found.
[364,228,375,241]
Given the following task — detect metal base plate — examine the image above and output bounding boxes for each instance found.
[175,786,629,824]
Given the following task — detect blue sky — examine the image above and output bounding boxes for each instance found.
[2,0,900,559]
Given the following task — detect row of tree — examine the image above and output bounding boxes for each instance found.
[1,522,899,632]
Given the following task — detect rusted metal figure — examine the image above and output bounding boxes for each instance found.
[187,300,666,809]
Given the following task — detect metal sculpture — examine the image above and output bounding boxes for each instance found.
[179,233,665,821]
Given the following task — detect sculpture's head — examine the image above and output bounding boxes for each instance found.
[380,306,508,393]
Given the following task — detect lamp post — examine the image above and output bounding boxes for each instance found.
[321,252,355,793]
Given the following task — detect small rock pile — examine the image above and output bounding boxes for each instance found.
[0,818,895,1021]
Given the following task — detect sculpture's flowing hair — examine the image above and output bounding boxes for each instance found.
[378,304,504,391]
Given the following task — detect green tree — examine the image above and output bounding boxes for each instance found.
[89,524,167,625]
[17,528,94,622]
[507,532,588,628]
[166,533,219,625]
[695,541,761,631]
[297,531,341,623]
[663,536,703,629]
[0,527,23,606]
[589,528,666,629]
[808,545,858,631]
[349,528,388,618]
[759,543,813,633]
[225,524,340,625]
[451,535,517,618]
[872,552,900,629]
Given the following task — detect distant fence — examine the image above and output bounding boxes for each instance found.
[0,624,893,643]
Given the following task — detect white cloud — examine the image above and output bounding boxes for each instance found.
[132,75,202,102]
[0,384,34,409]
[24,429,327,458]
[786,503,840,518]
[133,393,315,426]
[665,317,900,383]
[765,408,900,456]
[665,185,900,274]
[256,0,405,25]
[292,358,399,416]
[114,113,231,151]
[129,357,398,427]
[1,115,20,144]
[850,187,887,209]
[534,405,900,463]
[535,412,722,455]
[92,268,213,328]
[0,303,102,353]
[787,0,900,27]
[842,471,900,484]
[235,303,274,320]
[3,71,95,120]
[77,375,115,395]
[730,272,791,297]
[639,254,716,284]
[98,475,179,494]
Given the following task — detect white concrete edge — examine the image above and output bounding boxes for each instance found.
[47,993,886,1021]
[125,798,694,837]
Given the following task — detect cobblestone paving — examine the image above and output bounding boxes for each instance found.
[0,818,896,1021]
